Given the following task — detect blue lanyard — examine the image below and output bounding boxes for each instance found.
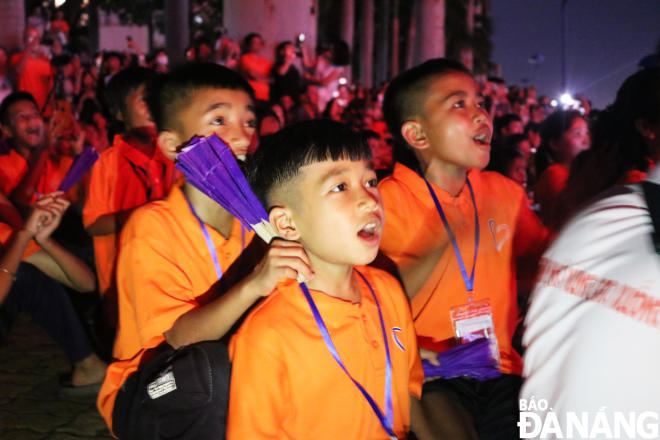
[299,271,396,439]
[421,171,479,299]
[186,199,223,280]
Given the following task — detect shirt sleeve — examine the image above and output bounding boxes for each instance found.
[83,154,115,227]
[227,325,288,440]
[117,212,199,349]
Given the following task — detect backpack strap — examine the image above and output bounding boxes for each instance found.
[641,180,660,254]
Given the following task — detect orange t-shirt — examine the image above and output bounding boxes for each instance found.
[83,135,174,299]
[379,164,548,376]
[240,53,272,101]
[227,266,423,440]
[10,53,52,112]
[0,141,74,203]
[97,184,255,432]
[0,222,41,259]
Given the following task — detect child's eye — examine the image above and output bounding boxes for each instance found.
[453,100,465,108]
[477,100,486,108]
[330,183,347,192]
[366,178,377,188]
[211,117,224,125]
[246,119,256,128]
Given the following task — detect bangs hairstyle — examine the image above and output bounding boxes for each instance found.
[0,92,38,126]
[104,66,156,122]
[146,62,254,133]
[383,58,471,144]
[248,120,371,210]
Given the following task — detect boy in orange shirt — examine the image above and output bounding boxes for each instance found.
[98,63,314,440]
[0,92,75,208]
[227,120,424,440]
[83,67,174,325]
[378,59,548,439]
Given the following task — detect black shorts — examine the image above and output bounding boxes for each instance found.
[422,373,522,440]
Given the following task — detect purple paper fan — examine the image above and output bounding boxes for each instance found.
[175,134,269,232]
[422,338,501,382]
[58,146,100,193]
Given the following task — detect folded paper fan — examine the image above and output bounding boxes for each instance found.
[422,338,502,382]
[175,134,279,244]
[57,146,100,193]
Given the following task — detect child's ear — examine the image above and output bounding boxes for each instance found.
[157,131,181,162]
[269,207,300,241]
[635,119,659,140]
[401,120,429,151]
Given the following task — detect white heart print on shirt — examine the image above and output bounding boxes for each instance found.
[488,220,511,251]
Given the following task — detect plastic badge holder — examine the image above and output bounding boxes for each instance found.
[450,298,500,367]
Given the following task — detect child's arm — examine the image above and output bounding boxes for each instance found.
[164,239,313,348]
[0,224,32,305]
[23,195,96,292]
[84,210,133,236]
[0,192,24,231]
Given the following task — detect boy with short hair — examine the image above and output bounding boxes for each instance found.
[227,119,424,440]
[0,92,72,208]
[97,63,314,440]
[378,59,548,439]
[83,67,174,324]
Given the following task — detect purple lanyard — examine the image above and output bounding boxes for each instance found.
[299,270,396,439]
[186,199,247,281]
[420,170,479,300]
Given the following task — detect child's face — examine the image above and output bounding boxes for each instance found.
[289,159,384,268]
[506,157,528,187]
[121,84,154,131]
[4,100,44,149]
[415,71,493,170]
[174,88,256,160]
[556,117,590,164]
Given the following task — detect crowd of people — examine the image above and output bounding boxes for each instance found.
[1,16,659,440]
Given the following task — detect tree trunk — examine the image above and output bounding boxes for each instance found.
[405,0,418,70]
[341,0,355,83]
[359,0,375,88]
[418,0,445,62]
[165,0,189,68]
[0,0,25,53]
[390,0,400,77]
[375,0,390,86]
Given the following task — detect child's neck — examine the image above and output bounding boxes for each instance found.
[420,157,468,197]
[182,182,235,239]
[304,255,360,304]
[123,126,157,157]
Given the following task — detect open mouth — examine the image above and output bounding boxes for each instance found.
[357,222,378,241]
[473,133,490,146]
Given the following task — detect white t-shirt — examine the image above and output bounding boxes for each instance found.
[521,168,660,439]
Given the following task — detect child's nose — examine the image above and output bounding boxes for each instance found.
[358,187,380,211]
[226,125,253,151]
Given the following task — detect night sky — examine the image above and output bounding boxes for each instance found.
[490,0,660,110]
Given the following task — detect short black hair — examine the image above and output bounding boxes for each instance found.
[0,92,38,126]
[146,62,254,133]
[496,113,523,133]
[248,120,371,210]
[524,121,541,135]
[485,147,523,176]
[104,66,156,122]
[383,58,471,144]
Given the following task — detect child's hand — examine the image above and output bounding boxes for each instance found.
[23,192,68,243]
[248,239,314,297]
[420,347,442,383]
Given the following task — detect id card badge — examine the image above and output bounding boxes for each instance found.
[450,298,500,366]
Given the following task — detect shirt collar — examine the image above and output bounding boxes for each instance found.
[391,163,478,209]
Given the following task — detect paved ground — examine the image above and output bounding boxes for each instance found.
[0,314,113,440]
